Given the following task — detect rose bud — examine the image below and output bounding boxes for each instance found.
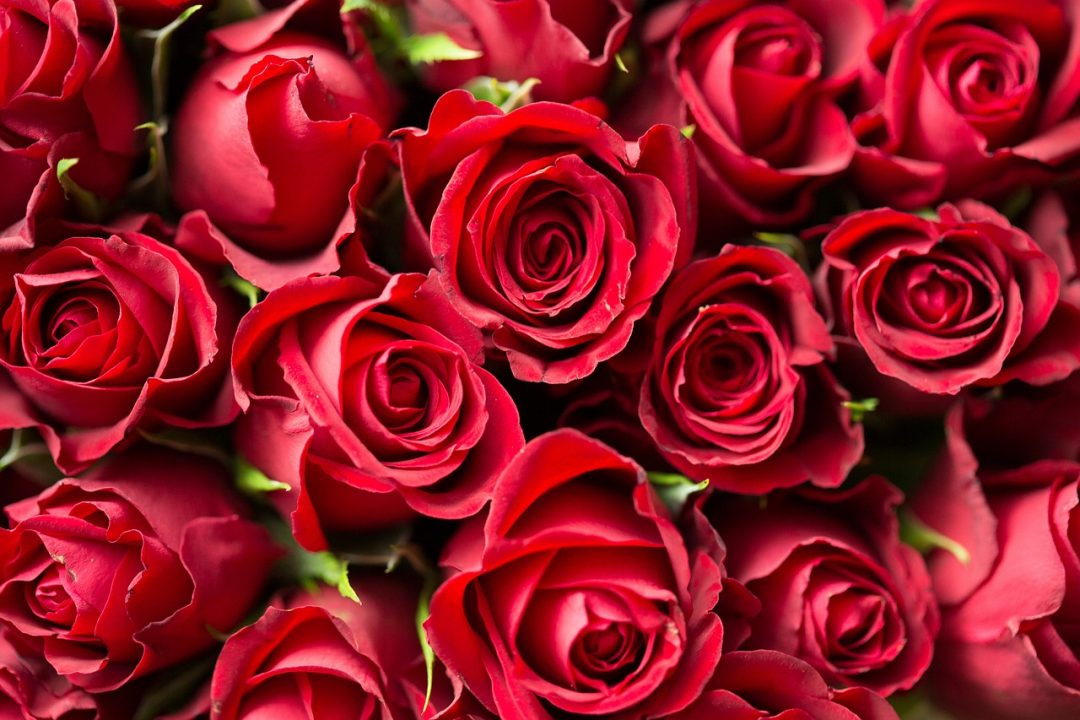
[852,0,1080,208]
[211,570,466,719]
[707,478,939,696]
[398,89,696,383]
[818,201,1080,396]
[0,447,277,692]
[426,429,737,719]
[171,0,398,290]
[232,273,523,549]
[405,0,632,103]
[667,650,898,720]
[0,0,141,250]
[619,0,882,231]
[641,245,863,494]
[0,220,239,475]
[912,405,1080,719]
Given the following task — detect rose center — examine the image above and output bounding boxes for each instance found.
[734,24,814,76]
[27,565,76,627]
[571,622,645,682]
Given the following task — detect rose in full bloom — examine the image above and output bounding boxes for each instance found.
[666,650,898,719]
[641,245,863,494]
[818,201,1080,395]
[912,404,1080,719]
[211,570,467,719]
[0,447,277,692]
[0,0,141,249]
[405,0,631,102]
[171,0,398,290]
[426,429,737,719]
[398,90,695,383]
[232,273,523,549]
[620,0,883,229]
[0,220,239,474]
[852,0,1080,208]
[708,478,939,695]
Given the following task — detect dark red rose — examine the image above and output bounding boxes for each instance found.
[0,0,141,250]
[641,245,863,494]
[405,0,632,102]
[912,404,1080,719]
[171,0,398,291]
[211,570,466,720]
[398,90,695,383]
[708,478,939,695]
[620,0,882,229]
[0,220,239,475]
[426,429,735,719]
[852,0,1080,208]
[232,273,523,549]
[666,650,898,720]
[0,447,277,693]
[818,200,1080,395]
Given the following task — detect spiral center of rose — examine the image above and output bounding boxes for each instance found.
[734,21,815,76]
[27,565,75,626]
[572,622,645,681]
[369,352,436,433]
[878,253,998,336]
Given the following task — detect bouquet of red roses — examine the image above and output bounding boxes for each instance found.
[2,0,1079,716]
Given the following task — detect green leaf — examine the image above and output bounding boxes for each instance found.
[220,269,262,308]
[400,32,482,65]
[614,52,629,73]
[210,0,262,24]
[900,509,971,565]
[56,158,105,222]
[463,76,539,112]
[138,5,203,121]
[680,124,696,139]
[266,516,361,603]
[132,655,216,720]
[841,397,879,423]
[1001,185,1033,221]
[235,456,291,495]
[416,574,437,712]
[753,231,808,268]
[647,472,708,516]
[913,207,940,221]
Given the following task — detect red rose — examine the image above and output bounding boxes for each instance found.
[0,628,97,719]
[641,246,863,494]
[852,0,1080,208]
[405,0,632,102]
[667,650,898,720]
[211,570,464,719]
[912,405,1080,719]
[818,201,1080,395]
[0,220,238,474]
[232,273,523,549]
[171,0,398,290]
[0,447,277,692]
[620,0,882,229]
[708,478,939,695]
[0,0,141,250]
[1026,184,1080,307]
[426,429,734,718]
[398,90,695,383]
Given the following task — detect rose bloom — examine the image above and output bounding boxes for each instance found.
[818,200,1080,396]
[641,245,863,494]
[405,0,631,102]
[852,0,1080,208]
[0,627,97,719]
[171,0,398,290]
[0,220,239,475]
[620,0,883,229]
[708,478,939,695]
[0,0,140,250]
[398,90,695,383]
[1026,183,1080,307]
[912,404,1080,719]
[426,429,739,719]
[0,447,276,692]
[232,273,523,549]
[666,650,898,720]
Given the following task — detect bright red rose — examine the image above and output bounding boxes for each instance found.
[912,404,1080,719]
[666,650,898,720]
[852,0,1080,208]
[426,429,737,719]
[232,273,523,549]
[398,90,695,383]
[0,220,239,475]
[620,0,883,229]
[818,200,1080,395]
[708,478,939,695]
[405,0,632,102]
[641,245,863,494]
[0,447,277,693]
[171,0,398,290]
[0,0,141,250]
